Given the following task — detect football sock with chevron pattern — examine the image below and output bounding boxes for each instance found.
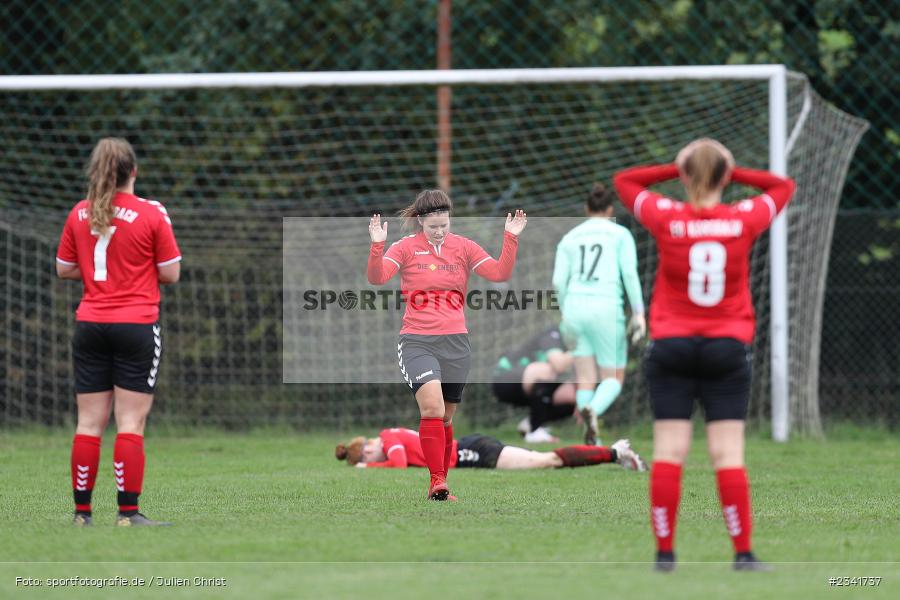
[717,467,752,553]
[418,418,446,479]
[71,434,101,514]
[114,433,145,514]
[650,461,682,553]
[442,422,454,476]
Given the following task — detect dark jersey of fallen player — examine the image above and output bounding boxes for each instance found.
[494,326,564,375]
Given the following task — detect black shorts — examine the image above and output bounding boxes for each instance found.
[644,337,751,422]
[456,434,505,469]
[398,333,471,402]
[491,366,528,406]
[72,322,162,394]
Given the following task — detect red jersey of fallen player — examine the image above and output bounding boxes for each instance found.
[365,427,459,469]
[56,192,182,324]
[367,230,518,335]
[614,164,795,344]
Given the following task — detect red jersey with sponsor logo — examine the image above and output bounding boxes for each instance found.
[366,427,459,469]
[614,165,795,344]
[56,192,181,324]
[367,230,518,335]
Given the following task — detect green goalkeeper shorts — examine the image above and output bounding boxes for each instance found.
[560,296,626,368]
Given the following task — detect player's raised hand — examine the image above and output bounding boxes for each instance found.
[505,209,527,236]
[369,214,388,243]
[676,138,734,174]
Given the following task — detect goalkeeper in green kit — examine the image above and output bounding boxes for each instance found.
[552,183,646,445]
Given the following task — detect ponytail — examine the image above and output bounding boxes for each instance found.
[398,189,452,232]
[86,138,137,234]
[335,436,366,465]
[683,144,728,205]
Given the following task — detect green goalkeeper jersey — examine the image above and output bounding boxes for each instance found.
[552,217,644,313]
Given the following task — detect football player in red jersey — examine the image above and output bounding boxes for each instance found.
[367,190,526,501]
[56,138,181,527]
[335,428,645,472]
[614,139,795,572]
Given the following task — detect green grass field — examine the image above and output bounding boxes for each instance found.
[1,425,897,599]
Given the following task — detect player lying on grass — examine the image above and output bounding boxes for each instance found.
[336,428,646,471]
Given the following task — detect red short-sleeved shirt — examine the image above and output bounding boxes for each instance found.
[56,192,181,324]
[384,232,491,335]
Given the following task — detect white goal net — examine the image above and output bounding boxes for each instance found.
[0,68,867,435]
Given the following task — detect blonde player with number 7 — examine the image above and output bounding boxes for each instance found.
[614,139,795,572]
[56,138,181,527]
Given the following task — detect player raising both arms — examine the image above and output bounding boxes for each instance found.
[57,138,181,527]
[336,428,645,471]
[614,139,795,571]
[552,183,646,446]
[367,190,526,501]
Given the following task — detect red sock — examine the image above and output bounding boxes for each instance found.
[114,433,145,513]
[71,434,101,513]
[443,422,454,477]
[418,418,446,479]
[650,461,682,553]
[717,467,753,553]
[553,445,614,467]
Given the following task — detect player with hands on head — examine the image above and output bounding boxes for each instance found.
[367,190,526,501]
[552,183,646,446]
[56,137,181,527]
[614,138,795,572]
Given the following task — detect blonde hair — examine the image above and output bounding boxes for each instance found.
[335,436,366,465]
[86,137,137,234]
[398,189,452,232]
[682,143,729,206]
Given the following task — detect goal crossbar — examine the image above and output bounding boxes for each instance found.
[0,65,786,90]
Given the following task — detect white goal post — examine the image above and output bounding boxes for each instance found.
[1,66,863,437]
